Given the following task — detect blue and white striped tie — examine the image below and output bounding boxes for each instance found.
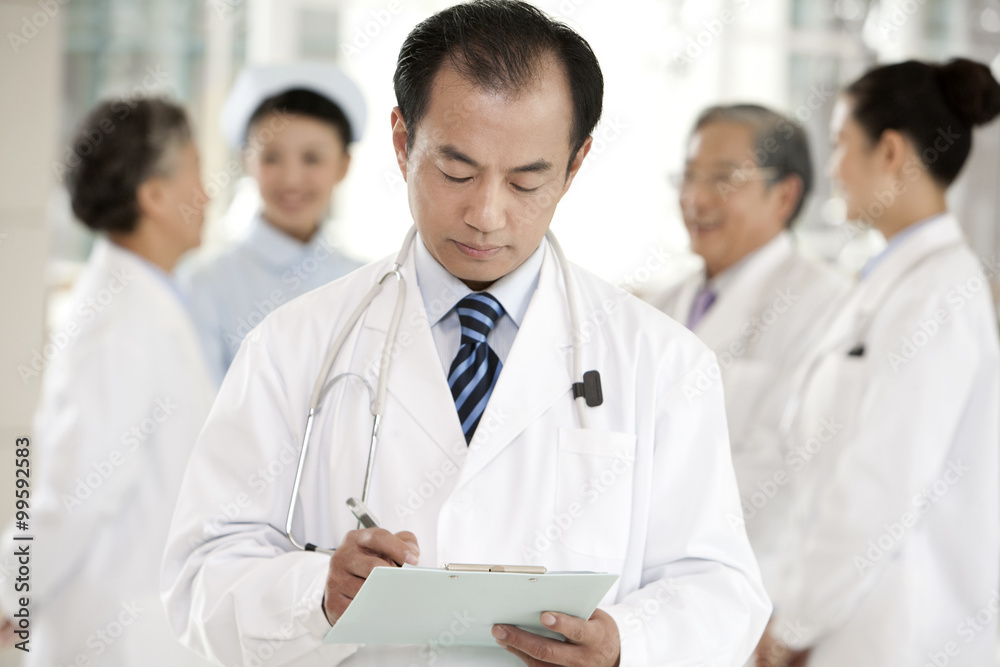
[448,293,504,444]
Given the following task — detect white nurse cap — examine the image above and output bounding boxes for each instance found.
[221,63,368,150]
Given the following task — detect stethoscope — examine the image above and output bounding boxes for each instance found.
[283,226,604,554]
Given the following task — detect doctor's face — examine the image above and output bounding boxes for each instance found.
[828,97,885,224]
[246,114,350,243]
[154,141,206,254]
[391,57,591,290]
[679,121,789,279]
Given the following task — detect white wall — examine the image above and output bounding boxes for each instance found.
[226,0,806,294]
[0,1,61,664]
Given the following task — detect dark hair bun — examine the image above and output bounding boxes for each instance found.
[936,58,1000,126]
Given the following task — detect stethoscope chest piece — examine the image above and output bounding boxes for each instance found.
[571,370,603,407]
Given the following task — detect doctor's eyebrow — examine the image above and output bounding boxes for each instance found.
[705,160,742,170]
[437,145,554,174]
[510,159,554,174]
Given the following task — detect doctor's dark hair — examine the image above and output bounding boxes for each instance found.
[845,58,1000,186]
[393,0,603,171]
[246,88,352,150]
[694,104,813,227]
[64,97,192,234]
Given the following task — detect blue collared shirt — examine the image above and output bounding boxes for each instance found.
[179,214,362,384]
[413,235,544,376]
[860,213,945,281]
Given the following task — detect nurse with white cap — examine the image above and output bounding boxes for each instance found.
[180,63,368,384]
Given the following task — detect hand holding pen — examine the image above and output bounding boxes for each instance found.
[322,498,419,625]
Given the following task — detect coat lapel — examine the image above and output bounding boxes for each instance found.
[358,239,578,486]
[454,243,574,488]
[359,247,470,466]
[809,215,965,356]
[696,233,794,352]
[854,216,964,324]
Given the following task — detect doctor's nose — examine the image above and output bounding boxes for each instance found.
[464,179,506,233]
[276,159,306,187]
[680,183,716,219]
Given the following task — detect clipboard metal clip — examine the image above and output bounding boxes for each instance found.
[445,563,548,574]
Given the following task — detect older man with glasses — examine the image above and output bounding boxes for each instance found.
[649,104,848,633]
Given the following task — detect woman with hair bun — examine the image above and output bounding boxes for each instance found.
[0,98,215,665]
[757,58,1000,667]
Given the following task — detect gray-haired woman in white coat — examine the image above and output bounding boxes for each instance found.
[0,98,216,666]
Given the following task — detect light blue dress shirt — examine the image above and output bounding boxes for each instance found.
[179,214,362,384]
[860,213,945,281]
[413,234,545,377]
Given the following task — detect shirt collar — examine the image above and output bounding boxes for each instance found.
[860,213,946,281]
[243,213,321,270]
[414,235,545,327]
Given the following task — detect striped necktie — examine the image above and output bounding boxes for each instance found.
[448,293,504,444]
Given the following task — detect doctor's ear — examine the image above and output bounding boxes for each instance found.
[562,136,594,192]
[876,129,910,176]
[333,151,352,184]
[771,174,804,223]
[135,177,167,222]
[390,107,409,181]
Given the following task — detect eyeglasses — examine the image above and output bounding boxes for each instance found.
[668,167,779,195]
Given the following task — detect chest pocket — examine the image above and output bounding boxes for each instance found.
[555,428,636,561]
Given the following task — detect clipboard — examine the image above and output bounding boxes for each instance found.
[324,565,619,647]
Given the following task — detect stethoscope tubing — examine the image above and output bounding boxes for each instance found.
[283,226,589,553]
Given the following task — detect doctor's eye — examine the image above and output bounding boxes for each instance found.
[441,171,472,184]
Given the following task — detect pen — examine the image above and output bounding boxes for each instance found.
[347,497,409,568]
[346,497,381,529]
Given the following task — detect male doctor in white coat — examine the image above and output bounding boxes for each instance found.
[162,2,770,665]
[648,105,847,606]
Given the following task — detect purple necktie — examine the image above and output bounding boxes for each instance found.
[687,285,717,329]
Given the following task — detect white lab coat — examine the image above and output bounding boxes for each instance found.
[648,232,849,598]
[771,214,999,665]
[162,235,771,666]
[0,239,216,666]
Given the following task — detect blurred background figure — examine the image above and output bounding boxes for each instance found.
[758,58,1000,667]
[0,99,216,665]
[646,104,848,609]
[1,1,999,665]
[179,63,366,383]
